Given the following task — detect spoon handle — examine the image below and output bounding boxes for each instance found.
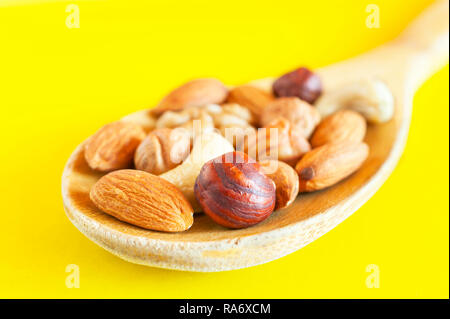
[394,0,449,88]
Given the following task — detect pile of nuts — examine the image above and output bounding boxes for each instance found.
[85,67,394,232]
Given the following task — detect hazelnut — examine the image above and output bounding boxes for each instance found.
[245,118,311,166]
[194,151,276,229]
[272,67,322,104]
[134,128,191,175]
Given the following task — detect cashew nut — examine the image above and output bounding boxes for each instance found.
[160,131,234,211]
[315,78,394,124]
[121,110,156,132]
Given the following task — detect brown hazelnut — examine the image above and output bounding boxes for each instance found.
[194,151,276,229]
[272,67,322,104]
[260,97,321,139]
[134,128,191,175]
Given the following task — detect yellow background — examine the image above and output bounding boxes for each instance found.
[0,0,448,298]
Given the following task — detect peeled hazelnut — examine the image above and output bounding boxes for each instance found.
[194,151,276,229]
[134,128,191,175]
[260,97,321,138]
[245,118,311,166]
[272,67,322,104]
[259,160,299,210]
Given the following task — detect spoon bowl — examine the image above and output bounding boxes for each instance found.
[61,1,449,272]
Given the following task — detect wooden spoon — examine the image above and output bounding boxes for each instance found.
[61,1,449,272]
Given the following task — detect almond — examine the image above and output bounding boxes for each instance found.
[295,142,369,192]
[310,110,366,147]
[152,78,228,116]
[259,160,299,210]
[84,121,146,172]
[227,85,275,124]
[90,169,194,232]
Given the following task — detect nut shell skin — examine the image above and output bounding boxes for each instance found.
[272,67,322,104]
[194,151,276,229]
